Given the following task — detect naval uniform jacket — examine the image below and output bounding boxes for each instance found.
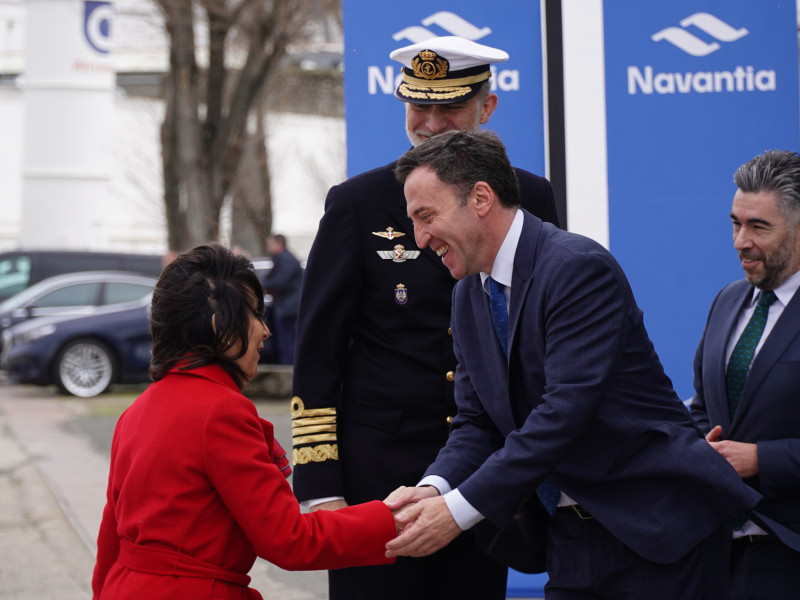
[426,213,759,564]
[92,364,395,600]
[690,279,800,551]
[291,160,559,505]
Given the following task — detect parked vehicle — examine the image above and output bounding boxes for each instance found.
[1,298,154,397]
[0,249,163,302]
[0,271,157,350]
[0,258,287,397]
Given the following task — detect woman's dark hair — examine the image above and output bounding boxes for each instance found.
[149,243,265,388]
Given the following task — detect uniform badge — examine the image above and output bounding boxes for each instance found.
[395,283,408,305]
[411,50,449,80]
[377,244,420,263]
[372,226,406,240]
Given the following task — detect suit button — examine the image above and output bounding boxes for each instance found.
[446,416,453,424]
[448,327,452,335]
[446,371,455,382]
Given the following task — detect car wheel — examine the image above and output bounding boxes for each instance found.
[54,339,117,397]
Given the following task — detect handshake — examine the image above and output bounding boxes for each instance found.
[308,485,463,558]
[382,485,462,558]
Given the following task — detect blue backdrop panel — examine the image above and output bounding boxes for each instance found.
[603,1,799,399]
[507,569,547,598]
[341,1,547,178]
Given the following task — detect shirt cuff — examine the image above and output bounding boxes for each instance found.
[443,489,484,530]
[418,475,451,494]
[299,496,345,512]
[417,476,483,529]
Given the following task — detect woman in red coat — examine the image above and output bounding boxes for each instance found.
[92,244,397,600]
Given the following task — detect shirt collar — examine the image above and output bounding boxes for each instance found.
[749,269,800,307]
[480,209,523,292]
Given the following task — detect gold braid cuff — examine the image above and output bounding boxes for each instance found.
[293,444,339,465]
[291,396,338,464]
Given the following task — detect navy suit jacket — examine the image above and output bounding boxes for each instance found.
[690,278,800,551]
[424,211,759,565]
[292,161,559,505]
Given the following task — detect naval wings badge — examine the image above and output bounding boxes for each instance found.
[377,244,420,263]
[372,226,406,240]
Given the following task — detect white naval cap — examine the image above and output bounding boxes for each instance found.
[390,36,509,104]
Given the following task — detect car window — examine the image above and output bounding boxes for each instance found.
[0,256,32,300]
[32,283,102,308]
[102,282,154,305]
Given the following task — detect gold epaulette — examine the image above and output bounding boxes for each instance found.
[291,396,338,465]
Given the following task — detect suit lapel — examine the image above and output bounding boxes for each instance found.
[508,214,541,356]
[709,283,753,430]
[733,286,800,429]
[468,279,516,434]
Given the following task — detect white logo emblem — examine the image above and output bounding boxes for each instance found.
[652,12,748,57]
[392,11,491,44]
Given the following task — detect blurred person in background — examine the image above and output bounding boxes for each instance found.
[260,234,303,364]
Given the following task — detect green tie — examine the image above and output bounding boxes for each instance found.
[725,290,777,420]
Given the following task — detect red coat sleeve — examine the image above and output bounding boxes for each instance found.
[201,395,396,570]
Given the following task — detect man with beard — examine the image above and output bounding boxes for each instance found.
[690,150,800,599]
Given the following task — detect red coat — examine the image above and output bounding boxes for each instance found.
[92,364,395,599]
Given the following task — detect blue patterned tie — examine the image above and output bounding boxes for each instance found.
[486,276,560,515]
[487,277,509,356]
[725,290,777,420]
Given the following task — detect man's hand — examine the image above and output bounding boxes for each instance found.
[383,485,439,511]
[705,425,723,442]
[385,496,461,558]
[706,424,759,478]
[309,499,348,512]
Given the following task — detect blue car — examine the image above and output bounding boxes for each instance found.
[1,291,280,398]
[1,298,153,397]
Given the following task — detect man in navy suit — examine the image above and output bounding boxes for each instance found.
[291,37,560,600]
[690,150,800,600]
[385,129,760,599]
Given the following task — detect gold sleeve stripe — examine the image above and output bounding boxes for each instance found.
[293,434,338,445]
[293,444,338,465]
[293,424,336,437]
[292,416,337,427]
[291,396,337,418]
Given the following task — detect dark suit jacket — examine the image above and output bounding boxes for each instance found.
[690,278,800,551]
[424,212,760,565]
[291,161,559,505]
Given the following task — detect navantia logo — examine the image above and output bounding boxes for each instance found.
[392,11,491,44]
[628,12,775,96]
[367,11,519,96]
[652,12,748,57]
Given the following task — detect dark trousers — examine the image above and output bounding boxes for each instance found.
[545,508,731,599]
[730,536,800,600]
[328,530,507,600]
